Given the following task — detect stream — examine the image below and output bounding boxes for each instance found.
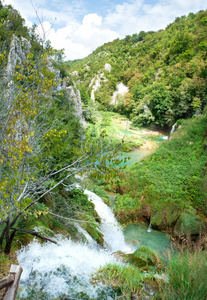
[16,128,170,299]
[17,190,170,300]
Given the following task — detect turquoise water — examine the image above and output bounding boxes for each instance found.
[118,128,168,143]
[123,223,171,259]
[119,148,155,165]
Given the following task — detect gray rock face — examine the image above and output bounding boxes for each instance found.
[4,34,83,123]
[65,84,83,122]
[5,35,31,79]
[104,63,111,72]
[90,72,108,101]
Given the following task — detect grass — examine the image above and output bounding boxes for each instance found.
[113,115,207,230]
[95,263,147,299]
[158,250,207,300]
[94,246,207,300]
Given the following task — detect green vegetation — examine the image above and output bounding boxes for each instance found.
[68,10,207,128]
[159,250,207,300]
[125,245,165,272]
[111,115,207,235]
[95,263,147,299]
[0,2,206,299]
[93,243,207,300]
[0,2,123,255]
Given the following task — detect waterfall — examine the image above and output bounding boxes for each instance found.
[147,223,152,233]
[84,189,132,253]
[170,122,177,136]
[75,223,98,247]
[17,238,117,299]
[147,213,157,233]
[17,190,132,299]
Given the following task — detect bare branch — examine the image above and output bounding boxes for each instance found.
[11,228,57,244]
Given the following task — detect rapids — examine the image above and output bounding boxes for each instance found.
[16,190,132,300]
[17,189,170,300]
[16,189,171,300]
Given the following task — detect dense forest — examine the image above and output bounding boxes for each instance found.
[68,10,207,128]
[0,2,206,299]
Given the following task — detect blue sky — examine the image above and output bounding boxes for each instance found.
[4,0,207,60]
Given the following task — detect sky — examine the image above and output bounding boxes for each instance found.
[3,0,207,60]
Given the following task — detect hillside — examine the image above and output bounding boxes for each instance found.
[114,115,207,237]
[0,3,207,299]
[67,10,207,128]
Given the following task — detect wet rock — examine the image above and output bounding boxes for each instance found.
[125,246,165,271]
[142,205,151,219]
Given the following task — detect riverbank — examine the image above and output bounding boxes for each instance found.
[112,115,207,248]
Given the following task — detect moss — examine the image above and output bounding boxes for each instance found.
[151,211,163,228]
[125,246,165,272]
[174,209,204,235]
[83,223,104,245]
[151,207,180,230]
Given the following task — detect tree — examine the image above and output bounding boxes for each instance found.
[0,42,124,254]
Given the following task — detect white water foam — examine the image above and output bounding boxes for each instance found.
[17,190,133,299]
[84,189,133,253]
[17,238,117,299]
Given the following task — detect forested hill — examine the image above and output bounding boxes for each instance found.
[67,9,207,128]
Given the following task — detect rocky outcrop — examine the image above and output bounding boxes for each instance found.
[104,63,111,72]
[111,82,129,105]
[5,34,83,123]
[5,35,31,79]
[90,72,108,101]
[65,84,83,121]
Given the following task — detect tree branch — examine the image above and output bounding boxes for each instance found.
[11,228,57,244]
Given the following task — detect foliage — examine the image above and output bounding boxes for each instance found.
[126,245,165,272]
[159,250,207,300]
[0,2,125,254]
[113,116,207,230]
[95,263,146,299]
[68,10,207,127]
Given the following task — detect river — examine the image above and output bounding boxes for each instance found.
[17,190,170,300]
[16,126,170,299]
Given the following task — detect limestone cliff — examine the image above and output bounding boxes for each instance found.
[4,34,83,123]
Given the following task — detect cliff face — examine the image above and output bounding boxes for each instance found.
[5,35,31,79]
[65,84,83,122]
[4,34,83,123]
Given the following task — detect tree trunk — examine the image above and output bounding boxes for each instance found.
[0,224,7,248]
[4,230,16,255]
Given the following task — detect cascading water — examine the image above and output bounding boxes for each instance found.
[16,190,132,300]
[147,223,152,233]
[17,238,117,299]
[84,190,133,253]
[170,122,177,136]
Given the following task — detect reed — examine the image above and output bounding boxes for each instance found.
[159,250,207,300]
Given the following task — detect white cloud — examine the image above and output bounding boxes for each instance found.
[82,13,102,26]
[36,15,119,60]
[104,0,207,36]
[2,0,207,60]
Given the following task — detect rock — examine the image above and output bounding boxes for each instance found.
[104,63,111,72]
[90,72,108,101]
[112,251,128,263]
[173,209,204,236]
[125,246,165,271]
[65,85,83,121]
[111,82,129,105]
[142,205,151,219]
[4,34,84,129]
[5,35,31,79]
